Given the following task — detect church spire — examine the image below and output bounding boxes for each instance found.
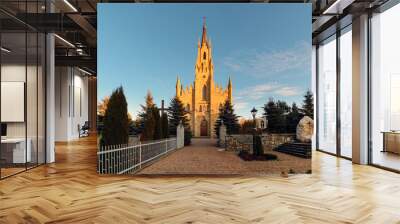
[201,16,208,45]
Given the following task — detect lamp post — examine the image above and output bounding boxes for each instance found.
[251,107,258,155]
[251,107,258,128]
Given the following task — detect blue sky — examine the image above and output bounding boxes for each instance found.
[98,4,311,119]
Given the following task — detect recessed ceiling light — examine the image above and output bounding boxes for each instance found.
[78,67,93,76]
[54,34,75,48]
[1,47,11,53]
[63,0,78,12]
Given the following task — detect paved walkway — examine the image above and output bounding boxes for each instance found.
[138,138,311,175]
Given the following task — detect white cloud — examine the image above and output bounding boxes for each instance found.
[223,41,311,78]
[274,86,301,96]
[232,83,303,117]
[235,83,302,102]
[234,101,248,110]
[236,83,276,100]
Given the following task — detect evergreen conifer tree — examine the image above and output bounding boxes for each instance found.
[263,98,289,133]
[161,112,169,138]
[138,91,157,141]
[101,86,129,146]
[301,90,314,119]
[286,102,303,133]
[168,96,189,136]
[152,107,162,140]
[214,100,240,138]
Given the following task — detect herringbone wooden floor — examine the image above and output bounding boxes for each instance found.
[1,136,400,223]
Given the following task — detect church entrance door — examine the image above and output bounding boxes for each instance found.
[200,119,208,137]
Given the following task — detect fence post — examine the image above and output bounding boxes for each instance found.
[139,142,142,169]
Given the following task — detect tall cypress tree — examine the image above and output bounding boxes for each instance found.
[214,100,240,138]
[301,90,314,119]
[101,86,129,146]
[168,96,189,136]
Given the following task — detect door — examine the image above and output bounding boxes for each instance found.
[200,119,208,137]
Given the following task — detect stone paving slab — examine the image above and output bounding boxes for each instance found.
[138,138,311,175]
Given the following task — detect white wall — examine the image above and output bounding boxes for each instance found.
[1,65,38,138]
[55,67,89,141]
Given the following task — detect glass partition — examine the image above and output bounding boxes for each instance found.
[370,3,400,171]
[0,2,46,179]
[1,31,28,177]
[317,35,337,154]
[339,26,352,158]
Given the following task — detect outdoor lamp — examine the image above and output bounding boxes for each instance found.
[251,107,258,120]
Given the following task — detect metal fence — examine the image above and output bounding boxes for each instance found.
[97,138,177,174]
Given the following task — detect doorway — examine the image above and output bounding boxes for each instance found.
[200,119,208,137]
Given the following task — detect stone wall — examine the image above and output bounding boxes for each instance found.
[261,133,295,151]
[225,133,295,153]
[225,134,253,152]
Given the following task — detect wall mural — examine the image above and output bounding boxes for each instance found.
[97,3,312,175]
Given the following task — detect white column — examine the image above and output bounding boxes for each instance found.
[46,32,55,163]
[352,14,369,164]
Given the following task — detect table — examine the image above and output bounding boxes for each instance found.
[382,131,400,154]
[1,138,31,163]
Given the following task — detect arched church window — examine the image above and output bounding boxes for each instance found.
[199,105,202,112]
[202,85,207,100]
[203,52,206,60]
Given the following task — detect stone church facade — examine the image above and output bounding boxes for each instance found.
[176,20,232,138]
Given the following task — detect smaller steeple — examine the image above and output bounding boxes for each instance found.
[176,76,181,96]
[228,76,232,102]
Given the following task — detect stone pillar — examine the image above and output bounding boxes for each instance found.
[352,14,369,164]
[219,122,227,147]
[176,121,185,149]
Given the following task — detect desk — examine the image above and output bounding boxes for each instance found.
[1,138,31,163]
[382,132,400,154]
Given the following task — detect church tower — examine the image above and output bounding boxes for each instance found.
[192,18,214,137]
[176,19,232,138]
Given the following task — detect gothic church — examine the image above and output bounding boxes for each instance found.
[176,20,232,138]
